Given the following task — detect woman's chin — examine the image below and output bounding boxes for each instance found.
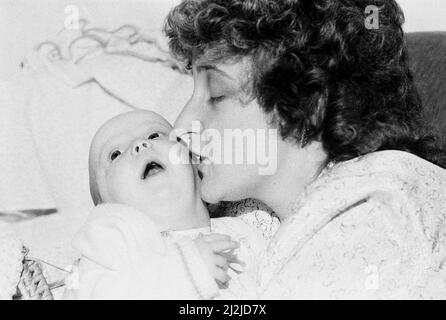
[199,180,222,204]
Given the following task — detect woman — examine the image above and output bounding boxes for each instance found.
[165,0,446,298]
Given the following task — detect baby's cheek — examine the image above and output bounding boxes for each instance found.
[105,166,133,203]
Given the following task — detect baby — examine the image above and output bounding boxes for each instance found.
[66,110,277,299]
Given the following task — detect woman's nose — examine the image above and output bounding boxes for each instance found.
[131,139,152,155]
[174,91,204,133]
[173,99,204,148]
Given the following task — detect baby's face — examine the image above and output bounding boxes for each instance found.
[89,110,200,225]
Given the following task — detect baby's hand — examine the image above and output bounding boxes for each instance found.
[194,233,239,288]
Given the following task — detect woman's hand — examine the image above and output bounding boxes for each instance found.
[194,233,239,288]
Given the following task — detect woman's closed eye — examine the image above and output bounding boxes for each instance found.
[209,95,225,104]
[110,150,122,161]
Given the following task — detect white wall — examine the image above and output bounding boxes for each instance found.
[0,0,445,80]
[398,0,446,32]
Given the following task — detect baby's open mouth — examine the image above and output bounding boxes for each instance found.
[142,161,164,180]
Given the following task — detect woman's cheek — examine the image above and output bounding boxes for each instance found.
[199,163,245,203]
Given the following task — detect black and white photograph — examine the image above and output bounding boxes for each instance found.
[0,0,445,304]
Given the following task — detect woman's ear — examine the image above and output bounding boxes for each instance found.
[310,94,327,130]
[304,93,328,144]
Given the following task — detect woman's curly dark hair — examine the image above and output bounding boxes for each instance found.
[165,0,446,167]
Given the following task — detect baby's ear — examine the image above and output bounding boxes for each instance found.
[91,188,102,206]
[89,177,102,206]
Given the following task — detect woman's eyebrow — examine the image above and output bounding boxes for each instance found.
[197,64,234,80]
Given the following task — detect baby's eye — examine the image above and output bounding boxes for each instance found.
[110,150,122,161]
[147,132,163,140]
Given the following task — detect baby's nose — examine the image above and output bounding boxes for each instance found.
[132,139,152,155]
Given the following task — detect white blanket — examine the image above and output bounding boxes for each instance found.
[66,204,276,299]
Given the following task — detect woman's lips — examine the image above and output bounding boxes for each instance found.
[188,150,202,164]
[178,132,210,180]
[178,132,203,159]
[197,168,204,180]
[196,158,210,180]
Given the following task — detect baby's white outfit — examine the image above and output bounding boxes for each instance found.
[65,203,278,299]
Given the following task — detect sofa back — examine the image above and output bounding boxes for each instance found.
[407,32,446,143]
